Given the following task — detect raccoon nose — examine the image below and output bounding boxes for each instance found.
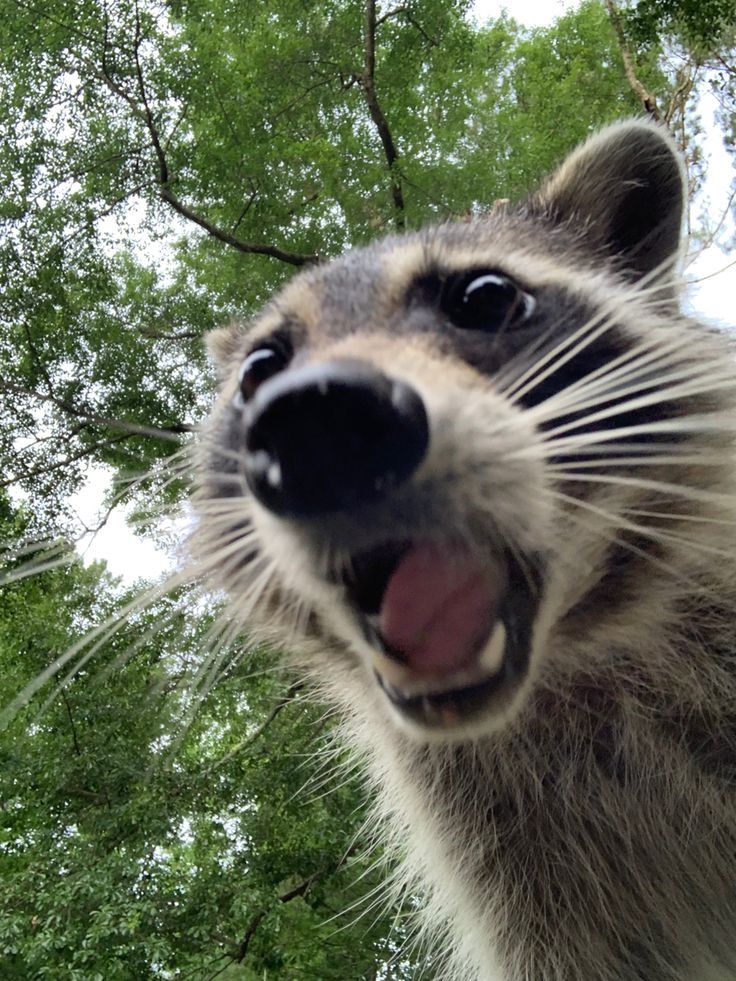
[242,359,429,517]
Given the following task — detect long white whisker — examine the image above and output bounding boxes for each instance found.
[550,471,732,506]
[0,549,75,586]
[504,416,736,465]
[532,375,735,443]
[526,329,693,415]
[501,273,674,406]
[549,488,736,565]
[531,360,732,431]
[547,453,728,471]
[1,569,193,726]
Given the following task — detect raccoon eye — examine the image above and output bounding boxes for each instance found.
[238,343,290,402]
[441,269,535,332]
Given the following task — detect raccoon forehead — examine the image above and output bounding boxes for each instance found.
[238,220,627,352]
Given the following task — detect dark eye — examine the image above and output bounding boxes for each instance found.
[238,342,290,402]
[441,269,535,332]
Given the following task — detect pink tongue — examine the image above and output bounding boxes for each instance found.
[378,543,497,676]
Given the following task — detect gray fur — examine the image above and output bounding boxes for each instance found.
[194,121,736,980]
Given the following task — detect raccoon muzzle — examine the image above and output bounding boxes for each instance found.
[344,540,541,731]
[241,358,429,517]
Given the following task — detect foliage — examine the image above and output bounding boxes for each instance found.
[623,0,735,50]
[0,0,733,976]
[0,498,411,978]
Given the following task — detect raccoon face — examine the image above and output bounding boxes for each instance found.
[195,121,729,740]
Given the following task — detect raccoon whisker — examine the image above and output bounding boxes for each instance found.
[532,362,733,430]
[290,733,349,793]
[204,550,273,616]
[500,268,677,407]
[188,497,252,525]
[302,763,369,807]
[203,632,255,688]
[548,508,728,605]
[496,531,543,596]
[111,446,192,491]
[159,621,249,764]
[194,472,248,490]
[502,306,619,405]
[224,557,279,623]
[321,866,401,934]
[188,505,254,528]
[324,544,358,584]
[549,489,736,564]
[498,268,674,403]
[532,353,723,424]
[189,524,256,551]
[622,507,736,528]
[0,544,75,586]
[189,517,257,546]
[0,534,69,560]
[192,470,250,499]
[284,596,316,649]
[533,376,736,442]
[547,453,730,471]
[541,433,732,457]
[524,317,694,406]
[287,729,355,804]
[1,571,191,727]
[322,889,387,938]
[189,527,261,575]
[50,573,200,701]
[550,472,735,508]
[92,598,201,693]
[504,418,736,468]
[188,617,248,702]
[204,443,248,467]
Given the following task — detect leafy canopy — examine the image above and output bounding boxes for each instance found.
[0,0,733,976]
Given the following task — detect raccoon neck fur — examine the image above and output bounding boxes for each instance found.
[195,120,736,981]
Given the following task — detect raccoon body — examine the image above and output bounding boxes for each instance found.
[195,122,736,980]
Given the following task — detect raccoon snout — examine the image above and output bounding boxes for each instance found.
[242,359,430,518]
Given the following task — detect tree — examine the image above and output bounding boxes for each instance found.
[1,0,733,976]
[1,496,415,978]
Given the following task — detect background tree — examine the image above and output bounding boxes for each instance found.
[1,0,733,976]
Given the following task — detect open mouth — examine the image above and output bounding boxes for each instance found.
[339,539,542,730]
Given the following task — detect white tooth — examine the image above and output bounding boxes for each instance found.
[479,620,506,674]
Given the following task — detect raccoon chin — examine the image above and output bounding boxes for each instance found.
[339,539,542,734]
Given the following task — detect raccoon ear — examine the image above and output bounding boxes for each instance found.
[206,323,246,378]
[531,121,685,281]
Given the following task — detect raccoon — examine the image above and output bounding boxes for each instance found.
[194,121,736,980]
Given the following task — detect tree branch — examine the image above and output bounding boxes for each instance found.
[376,5,439,46]
[358,0,406,227]
[157,187,318,265]
[235,870,328,963]
[61,690,82,757]
[97,16,318,267]
[688,185,736,261]
[604,0,661,120]
[1,381,193,441]
[228,839,361,969]
[0,432,133,491]
[205,682,304,774]
[664,62,698,127]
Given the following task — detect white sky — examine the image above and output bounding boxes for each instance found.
[72,0,736,581]
[71,469,175,581]
[473,0,578,25]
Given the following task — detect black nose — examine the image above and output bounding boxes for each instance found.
[242,359,429,517]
